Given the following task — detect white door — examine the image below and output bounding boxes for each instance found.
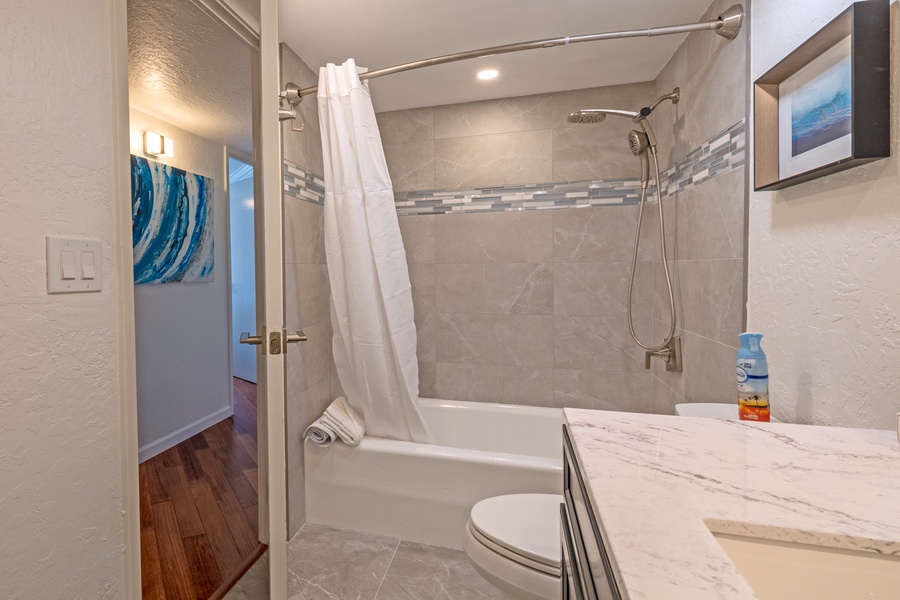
[258,0,289,596]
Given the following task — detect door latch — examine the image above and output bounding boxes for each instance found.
[269,331,282,355]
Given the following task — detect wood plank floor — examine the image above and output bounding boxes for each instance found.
[141,378,259,600]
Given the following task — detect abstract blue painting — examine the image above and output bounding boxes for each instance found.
[131,155,214,284]
[790,55,852,157]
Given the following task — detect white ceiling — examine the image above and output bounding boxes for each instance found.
[128,0,254,154]
[127,0,725,154]
[279,0,720,112]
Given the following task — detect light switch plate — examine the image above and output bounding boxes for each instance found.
[47,236,102,294]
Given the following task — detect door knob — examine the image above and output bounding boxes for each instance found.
[239,332,263,345]
[285,330,307,343]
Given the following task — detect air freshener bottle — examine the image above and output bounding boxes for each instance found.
[737,332,769,422]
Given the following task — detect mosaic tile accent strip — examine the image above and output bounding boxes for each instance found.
[392,119,745,216]
[283,119,745,215]
[657,119,745,198]
[394,177,645,215]
[283,161,325,206]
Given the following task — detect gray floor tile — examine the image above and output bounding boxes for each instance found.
[374,541,501,600]
[223,552,269,600]
[287,524,399,600]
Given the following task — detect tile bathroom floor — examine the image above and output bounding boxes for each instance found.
[287,523,502,600]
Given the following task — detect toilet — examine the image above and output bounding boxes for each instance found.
[464,493,562,600]
[674,402,780,422]
[674,402,741,419]
[465,406,772,600]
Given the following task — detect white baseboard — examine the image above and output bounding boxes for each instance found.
[138,406,234,463]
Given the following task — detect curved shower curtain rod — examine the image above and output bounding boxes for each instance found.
[280,4,743,107]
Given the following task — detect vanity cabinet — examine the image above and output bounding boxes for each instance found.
[561,425,621,600]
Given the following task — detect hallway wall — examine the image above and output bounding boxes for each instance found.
[129,108,234,462]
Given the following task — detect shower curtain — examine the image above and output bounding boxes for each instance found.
[317,59,433,444]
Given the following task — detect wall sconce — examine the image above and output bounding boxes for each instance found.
[144,131,174,157]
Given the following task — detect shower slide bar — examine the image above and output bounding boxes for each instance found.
[280,4,743,106]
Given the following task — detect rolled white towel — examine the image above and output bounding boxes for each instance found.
[319,396,365,446]
[304,420,336,447]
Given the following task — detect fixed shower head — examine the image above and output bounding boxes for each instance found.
[567,111,607,124]
[628,130,650,156]
[568,108,640,124]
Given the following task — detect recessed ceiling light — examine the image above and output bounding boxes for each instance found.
[476,68,500,81]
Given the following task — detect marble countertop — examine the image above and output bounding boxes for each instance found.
[563,409,900,600]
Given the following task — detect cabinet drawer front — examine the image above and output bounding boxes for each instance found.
[560,503,585,600]
[563,426,621,600]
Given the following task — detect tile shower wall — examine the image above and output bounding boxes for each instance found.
[281,43,329,538]
[378,0,748,413]
[649,0,749,414]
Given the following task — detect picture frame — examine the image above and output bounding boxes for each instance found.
[753,0,889,191]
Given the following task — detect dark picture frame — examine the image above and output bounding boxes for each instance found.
[753,0,889,191]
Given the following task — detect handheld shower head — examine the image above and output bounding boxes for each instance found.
[627,130,651,188]
[627,130,650,156]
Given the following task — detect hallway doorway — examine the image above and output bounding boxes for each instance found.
[139,378,261,600]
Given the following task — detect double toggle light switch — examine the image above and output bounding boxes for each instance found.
[47,236,102,293]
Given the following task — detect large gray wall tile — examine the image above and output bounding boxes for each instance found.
[554,316,647,372]
[437,313,554,368]
[286,379,331,536]
[435,263,553,315]
[434,130,553,188]
[383,140,434,192]
[284,200,326,265]
[415,311,436,363]
[554,206,647,263]
[433,94,553,139]
[678,258,743,346]
[408,263,435,314]
[286,320,332,395]
[554,261,652,319]
[436,211,553,263]
[284,263,330,329]
[435,363,553,406]
[552,127,641,181]
[376,107,434,144]
[418,361,437,398]
[553,369,652,412]
[675,168,745,260]
[681,331,739,404]
[398,215,435,264]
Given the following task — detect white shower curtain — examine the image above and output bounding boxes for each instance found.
[317,59,433,443]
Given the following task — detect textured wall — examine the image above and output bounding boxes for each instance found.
[648,0,749,413]
[0,0,126,598]
[748,0,900,429]
[129,108,234,459]
[281,44,330,538]
[128,0,254,154]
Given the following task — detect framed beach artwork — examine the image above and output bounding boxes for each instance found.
[753,1,888,191]
[131,155,215,284]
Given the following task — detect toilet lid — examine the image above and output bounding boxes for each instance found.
[469,494,562,572]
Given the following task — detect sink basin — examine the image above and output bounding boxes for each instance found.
[710,530,900,599]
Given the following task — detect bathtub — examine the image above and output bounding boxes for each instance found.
[304,398,564,549]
